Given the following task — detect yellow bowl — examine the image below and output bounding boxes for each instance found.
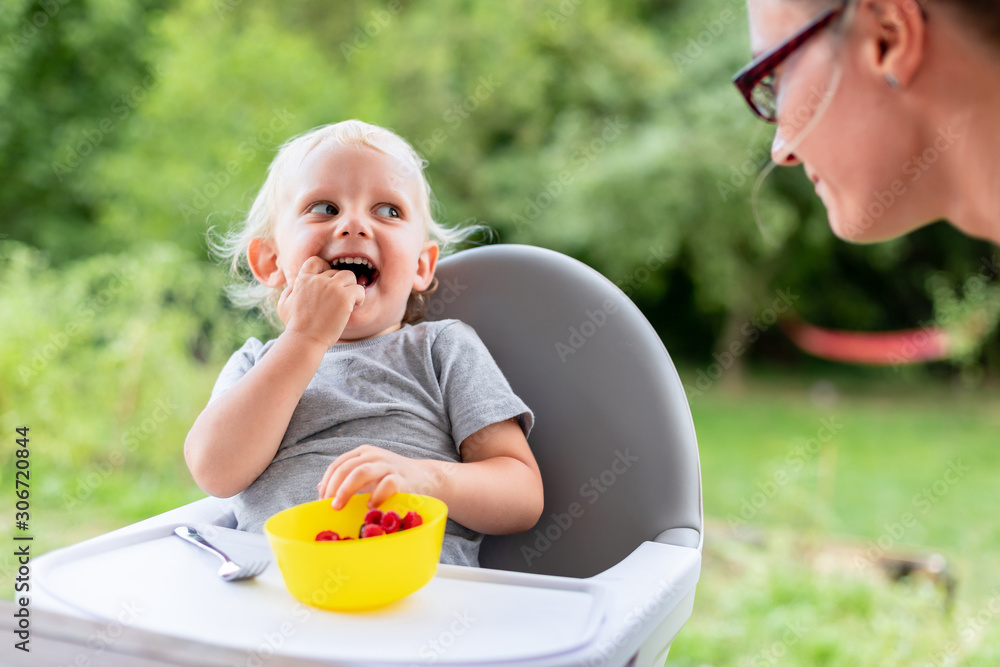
[264,493,448,611]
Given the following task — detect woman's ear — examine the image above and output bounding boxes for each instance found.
[862,0,926,87]
[247,238,286,288]
[413,242,440,291]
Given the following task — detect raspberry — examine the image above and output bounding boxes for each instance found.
[315,530,339,541]
[381,511,402,534]
[361,524,386,538]
[363,509,383,525]
[402,511,423,530]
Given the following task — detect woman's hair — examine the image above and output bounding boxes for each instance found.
[800,0,1000,50]
[937,0,1000,49]
[210,120,486,325]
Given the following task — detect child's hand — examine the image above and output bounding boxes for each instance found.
[278,256,365,349]
[317,445,432,510]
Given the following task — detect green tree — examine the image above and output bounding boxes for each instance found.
[0,0,173,258]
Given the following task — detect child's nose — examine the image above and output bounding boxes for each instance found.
[334,211,371,237]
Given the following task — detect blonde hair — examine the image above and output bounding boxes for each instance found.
[210,120,486,323]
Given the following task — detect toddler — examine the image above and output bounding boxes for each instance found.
[184,120,543,566]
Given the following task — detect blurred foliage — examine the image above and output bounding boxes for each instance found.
[2,0,997,376]
[0,0,172,257]
[2,2,998,660]
[0,241,271,496]
[927,271,1000,383]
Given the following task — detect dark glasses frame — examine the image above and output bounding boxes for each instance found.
[732,4,845,123]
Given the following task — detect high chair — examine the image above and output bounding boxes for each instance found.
[33,244,703,666]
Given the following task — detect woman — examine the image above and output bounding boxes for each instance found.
[732,0,1000,246]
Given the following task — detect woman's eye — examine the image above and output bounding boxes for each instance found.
[308,203,339,215]
[375,204,400,218]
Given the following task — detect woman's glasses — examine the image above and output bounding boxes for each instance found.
[732,5,845,122]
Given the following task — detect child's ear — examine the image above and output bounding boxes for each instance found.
[247,238,287,288]
[413,241,439,291]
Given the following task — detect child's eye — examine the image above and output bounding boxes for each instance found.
[308,203,339,215]
[375,204,400,218]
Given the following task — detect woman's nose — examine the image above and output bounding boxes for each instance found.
[771,125,801,167]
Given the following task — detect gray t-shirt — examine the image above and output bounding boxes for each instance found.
[209,319,533,567]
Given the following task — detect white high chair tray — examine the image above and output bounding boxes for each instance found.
[35,523,607,664]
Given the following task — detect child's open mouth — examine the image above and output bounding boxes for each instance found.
[330,256,379,288]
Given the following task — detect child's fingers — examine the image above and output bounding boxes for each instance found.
[319,447,369,493]
[369,474,401,508]
[322,450,374,507]
[276,284,294,322]
[316,461,339,499]
[299,256,332,276]
[318,458,354,501]
[320,446,406,508]
[327,272,366,307]
[350,283,365,308]
[331,460,382,510]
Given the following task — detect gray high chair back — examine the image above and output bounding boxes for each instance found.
[32,243,702,666]
[424,244,703,578]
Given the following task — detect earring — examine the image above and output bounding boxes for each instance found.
[886,73,899,89]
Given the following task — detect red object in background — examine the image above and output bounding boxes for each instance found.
[781,319,952,365]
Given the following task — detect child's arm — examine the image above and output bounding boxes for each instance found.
[185,258,364,497]
[184,331,328,497]
[317,418,544,534]
[441,417,544,533]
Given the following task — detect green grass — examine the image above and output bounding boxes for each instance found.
[4,357,999,665]
[671,366,1000,666]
